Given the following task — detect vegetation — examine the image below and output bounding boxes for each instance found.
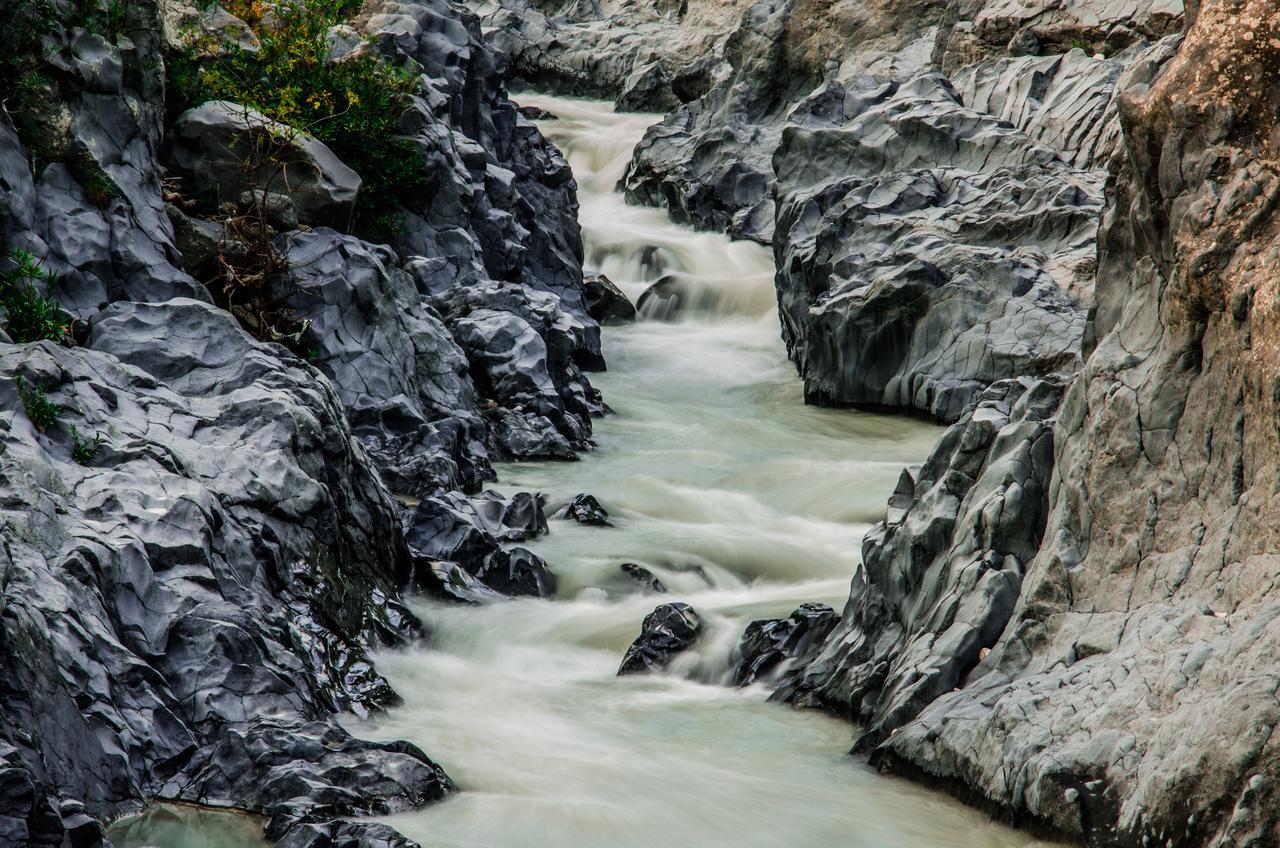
[170,0,424,229]
[1,251,72,344]
[17,376,59,432]
[70,425,102,464]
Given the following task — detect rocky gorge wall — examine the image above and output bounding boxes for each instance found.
[0,0,613,843]
[479,0,1280,845]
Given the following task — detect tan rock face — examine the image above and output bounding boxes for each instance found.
[876,3,1280,846]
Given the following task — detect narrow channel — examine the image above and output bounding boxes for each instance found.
[330,96,1058,848]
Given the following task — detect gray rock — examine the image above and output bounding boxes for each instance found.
[167,101,362,230]
[778,377,1064,745]
[197,6,262,55]
[620,563,667,594]
[582,272,636,324]
[553,492,612,526]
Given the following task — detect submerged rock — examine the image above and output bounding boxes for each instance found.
[618,603,702,675]
[554,493,612,526]
[620,562,667,594]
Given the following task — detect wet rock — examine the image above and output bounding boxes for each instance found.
[473,490,549,542]
[167,101,361,230]
[554,493,612,526]
[404,493,557,598]
[278,820,421,848]
[619,603,703,675]
[634,274,685,320]
[410,556,508,605]
[475,547,558,598]
[180,717,451,840]
[735,603,839,687]
[517,105,557,121]
[620,563,667,594]
[484,407,580,461]
[582,272,636,324]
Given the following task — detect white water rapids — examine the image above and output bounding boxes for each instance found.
[110,97,1063,848]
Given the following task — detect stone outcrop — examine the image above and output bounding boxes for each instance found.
[0,0,599,843]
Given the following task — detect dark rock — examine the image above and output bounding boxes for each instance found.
[517,105,557,121]
[735,603,839,687]
[167,101,361,230]
[582,272,636,324]
[179,717,451,840]
[620,563,667,594]
[473,490,549,541]
[409,556,508,605]
[618,603,702,675]
[554,493,612,526]
[404,492,557,599]
[484,407,580,461]
[474,547,557,598]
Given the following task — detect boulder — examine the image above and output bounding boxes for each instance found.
[554,493,612,526]
[618,603,702,675]
[582,272,635,324]
[735,604,840,687]
[167,101,361,230]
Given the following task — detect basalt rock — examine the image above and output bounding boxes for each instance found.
[582,272,636,324]
[554,493,612,526]
[778,376,1065,740]
[618,603,702,674]
[620,562,667,594]
[735,603,839,687]
[405,492,557,598]
[167,101,362,231]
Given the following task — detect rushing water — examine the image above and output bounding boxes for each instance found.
[111,96,1060,848]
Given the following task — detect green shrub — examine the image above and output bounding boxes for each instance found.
[170,0,423,230]
[1,251,71,344]
[70,425,101,464]
[16,375,59,431]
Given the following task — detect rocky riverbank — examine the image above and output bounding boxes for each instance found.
[486,0,1280,844]
[0,0,609,843]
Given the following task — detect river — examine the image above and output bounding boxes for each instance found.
[110,96,1061,848]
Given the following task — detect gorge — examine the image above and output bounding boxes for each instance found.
[3,0,1280,847]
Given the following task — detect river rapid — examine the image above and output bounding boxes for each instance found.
[110,96,1063,848]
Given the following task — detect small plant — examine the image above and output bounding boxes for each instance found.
[82,170,114,207]
[16,375,59,431]
[0,251,71,344]
[70,425,101,464]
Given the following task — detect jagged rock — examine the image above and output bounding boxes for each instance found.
[404,492,557,598]
[473,490,549,541]
[853,10,1280,844]
[0,298,438,842]
[554,493,612,526]
[179,717,451,839]
[165,202,225,278]
[278,820,421,848]
[275,230,491,496]
[735,603,839,687]
[409,556,508,605]
[778,377,1064,741]
[582,272,635,324]
[483,407,580,460]
[167,101,361,230]
[618,603,702,675]
[620,563,667,594]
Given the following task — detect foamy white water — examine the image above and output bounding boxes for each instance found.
[110,96,1059,848]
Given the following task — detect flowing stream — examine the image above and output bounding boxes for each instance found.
[111,96,1062,848]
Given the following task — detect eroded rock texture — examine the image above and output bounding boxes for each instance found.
[782,3,1280,846]
[0,0,597,842]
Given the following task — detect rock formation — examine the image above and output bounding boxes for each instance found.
[0,0,600,842]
